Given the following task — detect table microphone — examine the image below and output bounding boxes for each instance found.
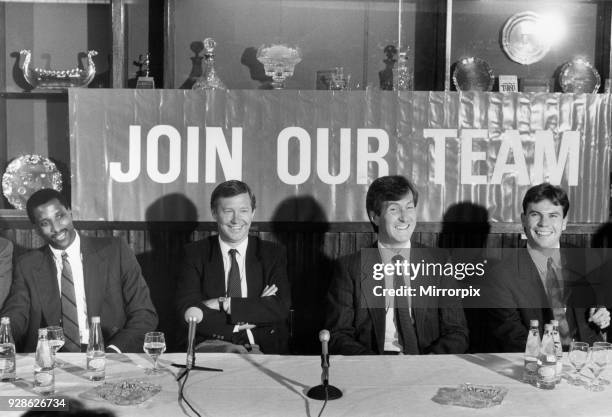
[185,307,203,370]
[173,307,223,380]
[307,329,343,400]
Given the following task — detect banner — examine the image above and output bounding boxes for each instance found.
[69,90,610,222]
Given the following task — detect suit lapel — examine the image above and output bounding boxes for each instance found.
[245,237,262,297]
[360,243,385,353]
[81,236,107,317]
[207,237,227,297]
[32,248,62,325]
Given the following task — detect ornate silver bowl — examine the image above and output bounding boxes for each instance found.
[20,49,98,89]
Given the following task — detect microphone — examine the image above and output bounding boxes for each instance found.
[320,330,330,384]
[307,329,343,401]
[185,307,203,370]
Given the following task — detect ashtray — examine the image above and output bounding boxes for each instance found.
[432,383,508,409]
[94,379,161,406]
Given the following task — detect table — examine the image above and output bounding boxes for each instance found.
[2,352,611,416]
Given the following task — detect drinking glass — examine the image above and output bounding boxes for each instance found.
[587,346,609,392]
[46,326,65,367]
[593,342,612,385]
[143,332,166,374]
[567,341,589,386]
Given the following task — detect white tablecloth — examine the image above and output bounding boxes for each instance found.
[2,352,611,416]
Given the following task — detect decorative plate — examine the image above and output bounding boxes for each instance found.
[1,154,63,210]
[452,57,494,92]
[501,11,550,65]
[559,58,601,93]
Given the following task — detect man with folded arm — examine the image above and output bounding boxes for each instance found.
[175,180,291,353]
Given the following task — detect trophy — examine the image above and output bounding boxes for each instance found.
[452,57,494,92]
[134,53,155,89]
[558,58,600,94]
[20,49,97,89]
[256,44,302,90]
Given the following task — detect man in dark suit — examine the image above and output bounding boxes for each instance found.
[0,237,13,309]
[175,180,291,354]
[1,189,158,353]
[326,175,469,355]
[484,183,610,352]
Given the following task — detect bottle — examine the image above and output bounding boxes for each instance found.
[192,38,226,91]
[0,317,16,382]
[33,328,54,395]
[523,319,540,384]
[536,323,557,389]
[393,51,413,91]
[550,320,563,384]
[86,316,105,381]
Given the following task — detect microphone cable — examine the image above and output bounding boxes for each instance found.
[179,369,202,417]
[316,386,329,417]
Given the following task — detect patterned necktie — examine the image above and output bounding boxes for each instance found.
[60,252,81,352]
[546,257,571,346]
[227,249,242,297]
[391,255,419,354]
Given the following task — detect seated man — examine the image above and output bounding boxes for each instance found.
[325,175,469,355]
[175,180,291,353]
[484,183,610,352]
[1,189,158,352]
[0,237,13,309]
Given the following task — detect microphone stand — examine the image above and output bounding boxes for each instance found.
[307,353,342,400]
[173,317,223,380]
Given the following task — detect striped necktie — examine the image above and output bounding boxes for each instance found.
[61,252,81,352]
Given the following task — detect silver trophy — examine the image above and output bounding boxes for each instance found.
[20,49,97,89]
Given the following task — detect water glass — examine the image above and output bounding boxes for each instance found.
[593,341,612,385]
[567,341,589,386]
[143,332,166,374]
[46,326,65,367]
[587,346,609,392]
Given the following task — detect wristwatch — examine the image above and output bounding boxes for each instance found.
[218,297,227,312]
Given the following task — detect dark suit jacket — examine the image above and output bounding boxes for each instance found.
[484,247,602,352]
[0,237,13,309]
[1,235,158,353]
[326,243,469,355]
[175,236,291,354]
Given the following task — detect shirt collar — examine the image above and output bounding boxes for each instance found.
[526,242,561,269]
[49,232,81,260]
[218,236,249,258]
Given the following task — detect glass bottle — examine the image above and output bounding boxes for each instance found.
[536,323,557,390]
[192,38,226,91]
[523,319,540,384]
[393,51,413,91]
[33,328,54,395]
[0,317,16,382]
[550,320,563,384]
[86,316,105,381]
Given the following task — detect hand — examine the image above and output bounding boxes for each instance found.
[236,323,256,331]
[589,307,611,329]
[203,298,220,311]
[260,284,278,297]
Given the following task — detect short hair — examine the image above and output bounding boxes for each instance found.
[522,183,570,217]
[210,180,256,212]
[366,175,419,218]
[26,188,70,224]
